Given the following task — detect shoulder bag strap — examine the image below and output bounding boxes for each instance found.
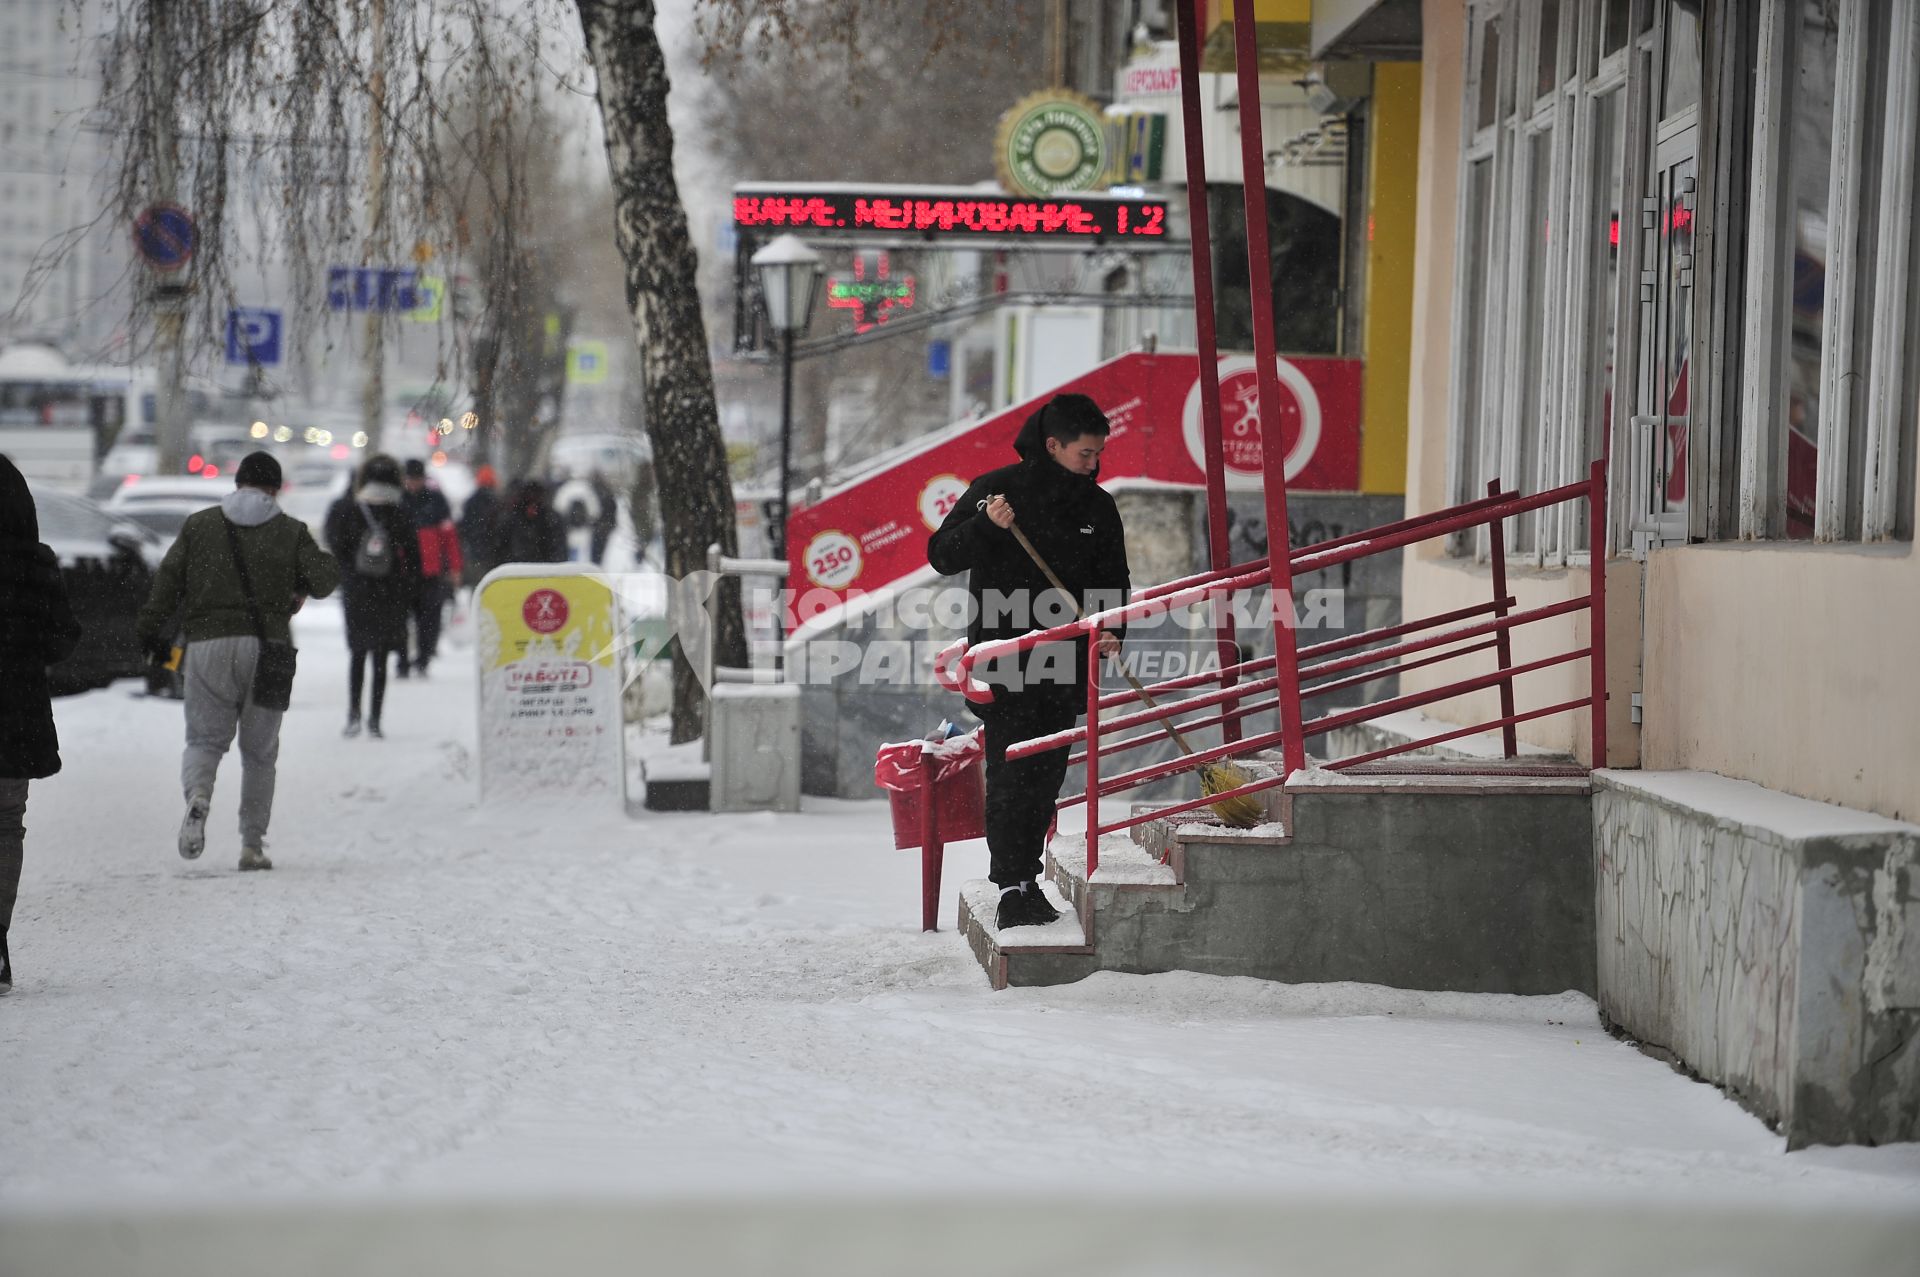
[221,515,270,641]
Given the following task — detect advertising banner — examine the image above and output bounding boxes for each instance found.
[475,566,626,804]
[785,350,1362,625]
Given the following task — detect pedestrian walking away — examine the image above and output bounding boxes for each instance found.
[497,478,569,565]
[326,454,422,740]
[400,457,462,678]
[926,393,1130,931]
[458,464,504,586]
[0,455,84,990]
[588,470,619,565]
[136,451,340,872]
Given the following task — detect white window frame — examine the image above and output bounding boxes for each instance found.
[1739,0,1917,544]
[1449,0,1643,564]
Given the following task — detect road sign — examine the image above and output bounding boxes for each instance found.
[566,340,610,385]
[404,275,445,323]
[133,204,196,272]
[327,266,425,313]
[225,307,283,366]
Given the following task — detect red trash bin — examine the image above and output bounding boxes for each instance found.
[875,729,985,931]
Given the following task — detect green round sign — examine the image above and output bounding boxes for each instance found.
[997,92,1109,197]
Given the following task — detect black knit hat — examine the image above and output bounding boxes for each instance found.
[234,451,283,491]
[403,457,427,479]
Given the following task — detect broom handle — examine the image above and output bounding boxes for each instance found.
[987,500,1202,759]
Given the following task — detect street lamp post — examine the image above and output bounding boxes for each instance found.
[749,234,824,564]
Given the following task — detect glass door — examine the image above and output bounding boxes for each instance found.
[1631,126,1696,555]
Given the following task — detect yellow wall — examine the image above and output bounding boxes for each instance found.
[1360,62,1421,494]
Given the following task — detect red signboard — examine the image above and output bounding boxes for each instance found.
[786,351,1362,625]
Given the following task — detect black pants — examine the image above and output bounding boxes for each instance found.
[409,578,447,670]
[348,647,390,724]
[982,693,1081,888]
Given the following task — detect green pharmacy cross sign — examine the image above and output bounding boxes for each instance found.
[825,252,915,332]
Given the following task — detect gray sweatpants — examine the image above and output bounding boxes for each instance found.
[181,636,282,845]
[0,777,25,932]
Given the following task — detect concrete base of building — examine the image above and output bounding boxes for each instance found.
[1594,770,1920,1150]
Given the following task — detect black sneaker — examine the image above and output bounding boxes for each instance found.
[995,882,1058,930]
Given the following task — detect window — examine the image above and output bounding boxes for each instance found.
[1451,0,1628,560]
[1739,0,1915,544]
[1784,1,1839,538]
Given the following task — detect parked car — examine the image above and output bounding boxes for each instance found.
[28,482,161,696]
[104,472,232,512]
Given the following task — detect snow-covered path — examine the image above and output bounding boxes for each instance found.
[4,599,1917,1216]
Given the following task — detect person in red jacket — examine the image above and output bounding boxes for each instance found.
[399,458,462,678]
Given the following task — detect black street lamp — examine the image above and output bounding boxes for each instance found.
[750,233,824,563]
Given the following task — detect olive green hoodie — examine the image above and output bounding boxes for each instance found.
[136,488,341,646]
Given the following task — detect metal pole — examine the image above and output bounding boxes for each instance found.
[1487,478,1519,758]
[361,0,389,453]
[1231,0,1308,776]
[776,329,795,563]
[1176,0,1241,744]
[1589,459,1609,769]
[149,0,189,477]
[1085,635,1102,877]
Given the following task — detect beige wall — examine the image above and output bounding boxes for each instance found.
[1643,542,1920,822]
[1394,1,1920,817]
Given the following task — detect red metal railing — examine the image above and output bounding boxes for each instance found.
[932,462,1609,876]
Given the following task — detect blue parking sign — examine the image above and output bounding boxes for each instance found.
[226,307,283,366]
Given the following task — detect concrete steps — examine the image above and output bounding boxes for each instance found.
[957,769,1595,995]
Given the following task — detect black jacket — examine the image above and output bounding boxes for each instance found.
[0,456,83,779]
[325,493,422,651]
[927,408,1130,710]
[498,485,569,565]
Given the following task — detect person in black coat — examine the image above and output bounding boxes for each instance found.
[325,454,421,738]
[0,454,84,991]
[498,478,569,564]
[927,393,1130,931]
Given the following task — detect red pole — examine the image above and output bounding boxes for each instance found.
[1231,0,1308,777]
[1589,458,1609,769]
[1085,637,1102,877]
[1176,0,1241,742]
[1178,0,1229,575]
[919,749,940,932]
[1487,478,1519,758]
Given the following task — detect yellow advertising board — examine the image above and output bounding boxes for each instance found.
[474,568,626,804]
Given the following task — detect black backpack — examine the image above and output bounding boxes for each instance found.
[354,503,394,579]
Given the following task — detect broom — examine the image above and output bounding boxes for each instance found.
[987,499,1266,829]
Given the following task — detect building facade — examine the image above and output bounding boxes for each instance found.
[1356,0,1919,825]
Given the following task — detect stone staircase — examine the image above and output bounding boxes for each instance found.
[958,764,1596,995]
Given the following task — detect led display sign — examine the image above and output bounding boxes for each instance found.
[732,188,1171,242]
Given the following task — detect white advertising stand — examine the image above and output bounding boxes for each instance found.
[474,564,629,808]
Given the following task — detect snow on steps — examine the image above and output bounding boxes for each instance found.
[959,813,1296,990]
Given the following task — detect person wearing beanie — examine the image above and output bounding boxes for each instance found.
[137,450,341,871]
[458,463,504,585]
[324,454,421,737]
[398,457,460,677]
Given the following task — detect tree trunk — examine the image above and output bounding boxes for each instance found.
[576,0,746,743]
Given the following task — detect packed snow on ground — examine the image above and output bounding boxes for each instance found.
[3,596,1918,1214]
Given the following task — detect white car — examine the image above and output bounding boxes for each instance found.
[103,473,234,513]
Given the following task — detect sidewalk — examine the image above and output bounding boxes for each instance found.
[3,598,1917,1212]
